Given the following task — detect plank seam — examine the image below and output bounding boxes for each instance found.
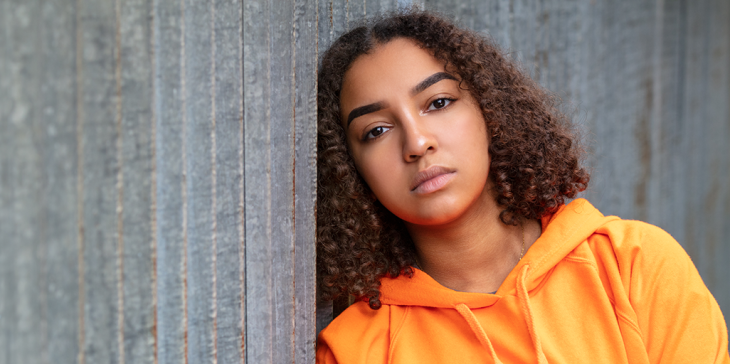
[150,1,159,363]
[75,0,86,362]
[180,0,189,362]
[239,0,246,361]
[290,0,297,361]
[210,0,219,363]
[266,0,273,360]
[114,0,126,362]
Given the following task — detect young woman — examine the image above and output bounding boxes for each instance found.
[315,10,729,364]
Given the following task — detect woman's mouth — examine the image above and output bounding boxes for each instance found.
[410,166,456,194]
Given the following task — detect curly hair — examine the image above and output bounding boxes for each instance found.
[317,10,589,310]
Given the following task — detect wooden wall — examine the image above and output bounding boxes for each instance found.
[0,0,727,363]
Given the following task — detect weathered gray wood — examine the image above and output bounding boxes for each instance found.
[6,1,48,363]
[212,0,244,362]
[153,0,186,363]
[269,0,296,361]
[708,0,730,318]
[0,2,10,360]
[682,0,730,319]
[583,0,657,223]
[119,0,156,362]
[78,0,121,362]
[243,0,273,361]
[39,0,80,362]
[294,0,318,362]
[182,0,215,362]
[1,4,25,363]
[647,0,688,254]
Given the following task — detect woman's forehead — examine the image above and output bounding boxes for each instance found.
[340,39,449,112]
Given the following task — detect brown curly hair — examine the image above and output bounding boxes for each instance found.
[317,10,589,310]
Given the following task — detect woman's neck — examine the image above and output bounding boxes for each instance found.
[405,188,541,294]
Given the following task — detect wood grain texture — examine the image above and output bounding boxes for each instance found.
[2,1,46,363]
[681,0,730,318]
[212,0,244,363]
[243,0,273,361]
[39,0,80,362]
[77,0,121,362]
[119,0,156,362]
[268,0,296,361]
[182,0,216,362]
[293,0,318,361]
[0,2,10,362]
[152,0,186,363]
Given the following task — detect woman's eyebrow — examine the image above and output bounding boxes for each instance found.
[347,102,387,127]
[411,72,458,96]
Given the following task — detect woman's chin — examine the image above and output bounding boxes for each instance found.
[399,207,466,227]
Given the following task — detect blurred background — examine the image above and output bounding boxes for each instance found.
[0,0,727,363]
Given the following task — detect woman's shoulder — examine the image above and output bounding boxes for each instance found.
[586,217,702,298]
[592,218,690,262]
[316,301,390,364]
[586,218,729,362]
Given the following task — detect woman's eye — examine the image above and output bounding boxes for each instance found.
[427,98,454,111]
[364,126,389,140]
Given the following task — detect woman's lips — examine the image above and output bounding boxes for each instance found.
[411,166,456,194]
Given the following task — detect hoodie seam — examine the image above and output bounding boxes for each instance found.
[532,215,619,273]
[564,255,597,267]
[566,255,644,339]
[388,305,410,363]
[531,219,583,271]
[615,308,644,337]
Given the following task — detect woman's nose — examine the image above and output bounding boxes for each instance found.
[401,112,437,162]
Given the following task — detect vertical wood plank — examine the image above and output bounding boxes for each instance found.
[153,0,186,363]
[39,0,80,362]
[649,0,688,252]
[269,0,295,362]
[243,0,273,360]
[293,0,318,361]
[9,1,48,363]
[182,0,215,362]
[0,2,10,361]
[683,0,712,283]
[78,0,121,362]
[317,0,333,59]
[212,0,244,362]
[682,0,730,322]
[0,3,32,363]
[705,0,730,320]
[313,0,334,331]
[119,0,155,362]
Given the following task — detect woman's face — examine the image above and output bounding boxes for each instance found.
[340,38,493,226]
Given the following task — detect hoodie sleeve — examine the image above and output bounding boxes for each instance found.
[315,301,390,364]
[605,221,730,364]
[316,339,338,364]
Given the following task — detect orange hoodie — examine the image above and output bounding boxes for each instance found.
[316,199,730,363]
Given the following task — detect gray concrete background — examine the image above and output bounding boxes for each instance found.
[0,0,727,363]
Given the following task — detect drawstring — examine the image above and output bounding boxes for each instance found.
[517,264,548,364]
[454,303,504,364]
[453,264,548,364]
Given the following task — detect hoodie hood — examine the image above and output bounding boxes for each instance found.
[376,199,620,364]
[317,198,730,364]
[379,198,619,308]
